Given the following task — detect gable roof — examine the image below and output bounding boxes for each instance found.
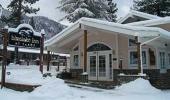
[45,17,170,48]
[126,17,170,26]
[117,10,161,24]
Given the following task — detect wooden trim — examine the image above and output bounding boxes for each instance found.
[47,51,50,71]
[1,28,8,88]
[40,34,45,74]
[84,30,87,72]
[135,36,141,73]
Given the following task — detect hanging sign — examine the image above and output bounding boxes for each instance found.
[8,24,41,48]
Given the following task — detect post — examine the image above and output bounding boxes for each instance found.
[47,51,50,71]
[135,36,142,73]
[84,30,87,72]
[14,45,19,64]
[40,29,45,74]
[1,27,8,89]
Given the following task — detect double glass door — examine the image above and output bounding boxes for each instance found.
[88,51,112,81]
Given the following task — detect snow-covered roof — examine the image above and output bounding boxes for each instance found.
[126,17,170,26]
[45,17,170,48]
[0,45,70,57]
[117,10,161,24]
[8,24,41,36]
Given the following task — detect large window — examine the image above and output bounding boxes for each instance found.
[130,51,147,65]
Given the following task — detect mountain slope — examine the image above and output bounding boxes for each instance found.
[0,7,66,40]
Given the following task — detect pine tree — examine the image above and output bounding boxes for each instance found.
[5,0,40,27]
[29,17,36,29]
[106,0,118,22]
[58,0,117,22]
[133,0,170,17]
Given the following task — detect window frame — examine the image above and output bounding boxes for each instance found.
[128,49,148,68]
[128,37,137,47]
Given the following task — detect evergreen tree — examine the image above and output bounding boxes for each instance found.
[106,0,117,22]
[58,0,117,22]
[4,0,40,27]
[133,0,170,17]
[29,17,36,29]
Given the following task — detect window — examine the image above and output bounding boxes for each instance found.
[130,51,137,64]
[87,43,111,52]
[73,46,79,51]
[160,52,165,68]
[129,39,136,46]
[130,51,146,65]
[73,55,79,67]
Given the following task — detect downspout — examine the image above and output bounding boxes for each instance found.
[139,35,161,74]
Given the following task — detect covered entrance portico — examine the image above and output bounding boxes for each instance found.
[45,17,170,82]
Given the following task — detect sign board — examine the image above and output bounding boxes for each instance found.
[8,24,41,48]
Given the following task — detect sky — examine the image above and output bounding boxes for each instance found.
[0,0,134,22]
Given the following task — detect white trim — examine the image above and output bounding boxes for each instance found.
[117,10,160,24]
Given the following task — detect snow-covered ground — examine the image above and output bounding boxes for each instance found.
[0,65,170,100]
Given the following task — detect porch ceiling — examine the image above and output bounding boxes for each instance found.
[143,37,170,49]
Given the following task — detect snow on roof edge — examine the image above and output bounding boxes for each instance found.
[127,17,170,26]
[45,17,170,49]
[117,10,161,24]
[0,45,70,57]
[81,17,170,37]
[45,20,80,46]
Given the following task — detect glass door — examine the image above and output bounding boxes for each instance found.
[88,51,111,81]
[159,52,167,73]
[88,52,97,80]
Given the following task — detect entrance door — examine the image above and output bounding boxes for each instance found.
[159,52,166,73]
[88,51,112,81]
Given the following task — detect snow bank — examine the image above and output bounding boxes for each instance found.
[116,78,160,94]
[32,78,73,99]
[5,65,54,85]
[6,69,44,85]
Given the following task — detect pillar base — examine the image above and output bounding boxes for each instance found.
[80,72,88,83]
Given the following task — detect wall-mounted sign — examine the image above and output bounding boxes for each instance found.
[8,24,41,48]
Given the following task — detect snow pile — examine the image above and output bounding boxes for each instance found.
[5,65,56,85]
[116,78,160,94]
[31,78,73,99]
[6,69,44,85]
